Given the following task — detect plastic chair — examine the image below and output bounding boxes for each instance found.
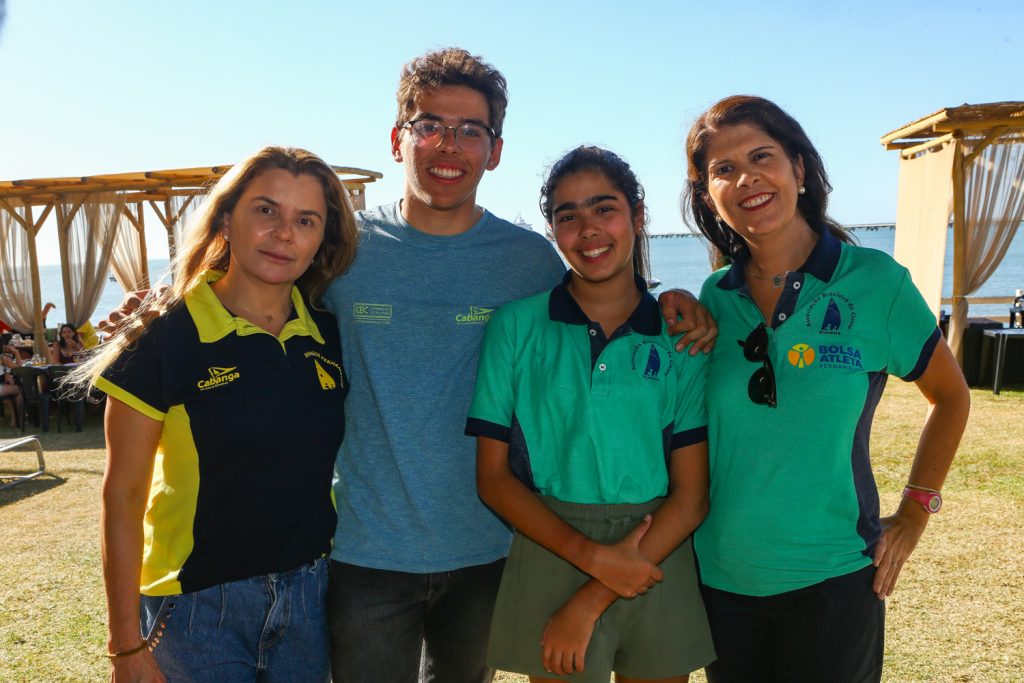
[11,366,51,432]
[46,366,85,432]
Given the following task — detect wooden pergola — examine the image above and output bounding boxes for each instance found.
[881,101,1024,363]
[0,163,382,353]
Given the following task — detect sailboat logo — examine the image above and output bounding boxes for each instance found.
[821,299,842,332]
[313,359,336,390]
[643,345,661,379]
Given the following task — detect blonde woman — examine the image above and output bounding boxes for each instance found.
[77,146,358,682]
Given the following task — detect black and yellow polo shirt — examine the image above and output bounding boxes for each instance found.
[96,271,347,596]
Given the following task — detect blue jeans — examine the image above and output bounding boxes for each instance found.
[140,557,330,683]
[327,558,505,683]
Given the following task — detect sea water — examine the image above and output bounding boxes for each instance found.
[650,227,1023,320]
[28,226,1024,327]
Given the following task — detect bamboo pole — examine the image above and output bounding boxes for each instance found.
[133,203,150,288]
[23,204,47,357]
[898,133,955,159]
[949,140,967,365]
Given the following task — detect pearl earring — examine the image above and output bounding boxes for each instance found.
[798,186,806,195]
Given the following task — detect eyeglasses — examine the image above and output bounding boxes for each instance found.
[738,323,777,408]
[402,119,495,149]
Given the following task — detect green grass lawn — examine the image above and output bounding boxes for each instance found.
[2,382,1022,682]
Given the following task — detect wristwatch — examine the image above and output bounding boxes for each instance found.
[903,485,942,513]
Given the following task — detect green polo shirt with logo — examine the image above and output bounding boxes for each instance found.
[695,230,941,597]
[466,273,708,505]
[96,271,347,596]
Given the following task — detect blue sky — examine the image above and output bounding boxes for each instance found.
[2,0,1020,264]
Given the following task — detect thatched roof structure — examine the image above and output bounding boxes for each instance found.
[882,101,1024,366]
[0,163,382,353]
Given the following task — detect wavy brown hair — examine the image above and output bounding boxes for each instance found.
[681,95,852,268]
[74,146,358,388]
[395,47,509,137]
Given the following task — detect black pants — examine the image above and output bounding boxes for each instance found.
[326,558,505,683]
[701,564,884,683]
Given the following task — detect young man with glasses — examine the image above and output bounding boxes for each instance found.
[320,48,566,683]
[322,47,717,683]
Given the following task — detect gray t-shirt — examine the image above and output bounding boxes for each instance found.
[323,202,565,572]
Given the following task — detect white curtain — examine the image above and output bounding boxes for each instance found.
[60,192,126,327]
[110,204,149,292]
[893,142,955,316]
[169,194,198,260]
[948,138,1024,360]
[0,202,36,332]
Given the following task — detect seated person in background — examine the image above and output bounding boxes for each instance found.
[50,323,84,364]
[1,345,24,427]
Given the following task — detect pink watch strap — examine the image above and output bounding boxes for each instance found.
[903,486,942,513]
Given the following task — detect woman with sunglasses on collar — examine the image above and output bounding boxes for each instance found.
[680,96,969,683]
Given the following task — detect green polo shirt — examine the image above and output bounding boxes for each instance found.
[466,273,707,505]
[96,271,347,596]
[695,230,940,597]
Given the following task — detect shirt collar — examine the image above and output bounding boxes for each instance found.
[717,225,842,291]
[548,270,662,336]
[185,270,324,344]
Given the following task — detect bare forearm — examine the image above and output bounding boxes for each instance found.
[564,492,708,619]
[102,490,148,649]
[478,466,593,570]
[905,398,969,491]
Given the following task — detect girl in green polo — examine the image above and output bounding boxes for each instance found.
[467,146,714,682]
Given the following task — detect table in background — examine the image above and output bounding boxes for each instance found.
[982,328,1024,395]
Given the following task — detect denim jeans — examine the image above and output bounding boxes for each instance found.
[140,557,329,683]
[327,558,505,683]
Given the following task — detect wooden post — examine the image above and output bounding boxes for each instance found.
[135,203,150,288]
[23,204,48,357]
[950,139,967,365]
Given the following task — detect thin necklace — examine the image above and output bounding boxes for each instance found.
[746,268,787,288]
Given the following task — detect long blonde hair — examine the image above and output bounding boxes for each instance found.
[74,146,359,388]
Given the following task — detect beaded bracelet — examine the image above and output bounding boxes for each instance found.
[106,641,149,659]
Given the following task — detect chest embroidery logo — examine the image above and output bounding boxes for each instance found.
[304,351,344,389]
[821,299,842,331]
[197,366,240,391]
[787,344,816,368]
[455,306,494,325]
[630,341,673,380]
[313,359,336,390]
[353,303,392,325]
[805,293,856,334]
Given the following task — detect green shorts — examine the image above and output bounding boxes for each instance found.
[487,496,715,682]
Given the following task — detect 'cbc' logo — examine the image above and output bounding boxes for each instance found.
[787,343,815,368]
